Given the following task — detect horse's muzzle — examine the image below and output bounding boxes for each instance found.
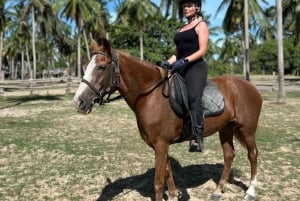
[72,96,93,114]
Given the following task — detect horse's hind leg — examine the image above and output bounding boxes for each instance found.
[211,125,235,201]
[238,127,258,201]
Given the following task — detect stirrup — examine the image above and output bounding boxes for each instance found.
[189,139,203,152]
[189,129,203,152]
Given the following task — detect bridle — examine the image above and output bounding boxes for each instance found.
[81,50,121,105]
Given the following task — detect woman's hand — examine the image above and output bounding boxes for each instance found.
[171,58,188,73]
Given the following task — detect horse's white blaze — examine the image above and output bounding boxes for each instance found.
[74,56,97,99]
[83,56,97,81]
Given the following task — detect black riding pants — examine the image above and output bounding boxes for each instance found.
[182,60,207,106]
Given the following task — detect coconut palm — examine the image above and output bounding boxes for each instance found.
[282,0,300,45]
[159,0,179,20]
[215,0,268,80]
[16,21,31,79]
[36,3,56,77]
[255,6,277,41]
[5,3,32,79]
[0,1,4,76]
[58,0,100,78]
[160,0,207,21]
[0,0,10,78]
[83,0,111,59]
[244,0,250,80]
[277,0,286,103]
[20,0,53,79]
[116,0,158,60]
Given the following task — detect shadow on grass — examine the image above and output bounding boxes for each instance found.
[97,157,247,201]
[0,94,64,110]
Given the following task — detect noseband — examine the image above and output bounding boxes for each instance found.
[81,50,121,105]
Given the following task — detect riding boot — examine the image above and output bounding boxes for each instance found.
[189,99,204,152]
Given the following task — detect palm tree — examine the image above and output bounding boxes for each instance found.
[215,0,268,79]
[94,0,111,38]
[116,0,158,60]
[83,0,111,59]
[276,0,286,103]
[58,0,99,78]
[217,34,243,65]
[0,0,9,80]
[244,0,250,80]
[159,0,206,21]
[5,3,32,79]
[37,3,56,76]
[159,0,178,20]
[255,6,276,41]
[4,33,21,79]
[21,0,53,79]
[282,0,300,46]
[16,20,31,79]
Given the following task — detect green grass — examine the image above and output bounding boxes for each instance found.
[0,92,299,201]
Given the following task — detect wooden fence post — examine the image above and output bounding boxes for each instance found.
[66,76,72,93]
[0,71,4,95]
[30,79,34,95]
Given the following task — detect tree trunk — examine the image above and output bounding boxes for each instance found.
[83,29,90,60]
[31,8,37,79]
[21,49,25,79]
[0,31,3,74]
[139,30,144,60]
[10,59,16,79]
[296,0,300,46]
[244,0,250,81]
[276,0,286,103]
[26,45,32,79]
[77,27,82,78]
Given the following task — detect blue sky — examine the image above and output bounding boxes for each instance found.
[106,0,275,42]
[202,0,275,27]
[107,0,275,27]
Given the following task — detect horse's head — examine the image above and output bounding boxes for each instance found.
[73,38,120,114]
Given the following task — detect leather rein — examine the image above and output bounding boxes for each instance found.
[80,50,121,105]
[81,50,170,107]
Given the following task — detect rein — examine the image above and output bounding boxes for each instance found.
[81,50,171,106]
[81,50,122,105]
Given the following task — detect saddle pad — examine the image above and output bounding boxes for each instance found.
[169,74,224,118]
[202,80,225,117]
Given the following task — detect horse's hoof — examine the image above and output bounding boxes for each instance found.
[210,193,221,201]
[168,197,177,201]
[244,194,255,201]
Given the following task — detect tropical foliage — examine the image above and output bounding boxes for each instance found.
[0,0,299,79]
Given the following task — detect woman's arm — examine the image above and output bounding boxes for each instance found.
[168,54,177,65]
[185,21,209,62]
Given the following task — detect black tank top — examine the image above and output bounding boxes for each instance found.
[174,22,202,59]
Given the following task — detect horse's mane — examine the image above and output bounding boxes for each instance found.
[116,50,166,80]
[116,50,158,69]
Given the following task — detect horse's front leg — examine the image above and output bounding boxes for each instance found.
[154,142,176,201]
[165,157,177,199]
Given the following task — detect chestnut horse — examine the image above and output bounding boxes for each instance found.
[73,38,262,201]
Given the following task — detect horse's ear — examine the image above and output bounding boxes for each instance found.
[91,39,99,51]
[102,38,112,56]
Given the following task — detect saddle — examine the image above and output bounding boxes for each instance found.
[168,72,225,119]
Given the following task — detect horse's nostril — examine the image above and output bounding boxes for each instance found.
[78,98,86,109]
[73,97,85,110]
